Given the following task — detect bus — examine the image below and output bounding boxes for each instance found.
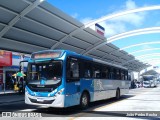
[142,75,157,88]
[24,50,130,109]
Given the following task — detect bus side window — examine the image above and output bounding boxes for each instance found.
[67,57,79,82]
[83,61,92,78]
[92,63,101,78]
[121,70,125,80]
[113,68,117,80]
[116,69,120,80]
[109,67,113,79]
[125,71,128,80]
[101,66,109,79]
[128,73,131,81]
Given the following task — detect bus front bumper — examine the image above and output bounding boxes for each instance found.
[25,93,65,108]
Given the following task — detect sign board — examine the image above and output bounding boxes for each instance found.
[31,51,62,59]
[95,23,105,36]
[0,51,12,66]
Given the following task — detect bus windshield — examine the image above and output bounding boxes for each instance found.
[27,60,62,82]
[143,76,153,81]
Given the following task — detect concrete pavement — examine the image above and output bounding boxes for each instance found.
[0,86,160,120]
[0,94,24,105]
[71,85,160,120]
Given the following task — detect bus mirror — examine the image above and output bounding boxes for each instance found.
[19,60,28,72]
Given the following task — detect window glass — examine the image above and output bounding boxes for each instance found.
[27,61,62,81]
[128,72,131,80]
[109,67,114,79]
[92,64,101,78]
[121,70,125,80]
[83,62,92,78]
[101,66,109,79]
[116,69,120,80]
[67,58,79,78]
[125,71,128,80]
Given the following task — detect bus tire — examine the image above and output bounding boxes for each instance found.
[80,92,89,109]
[116,89,120,100]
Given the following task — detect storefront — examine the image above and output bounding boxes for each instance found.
[0,51,12,91]
[0,50,29,92]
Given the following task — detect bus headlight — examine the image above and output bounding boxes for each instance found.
[57,88,64,94]
[55,88,64,96]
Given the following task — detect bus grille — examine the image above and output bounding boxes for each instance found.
[29,98,54,104]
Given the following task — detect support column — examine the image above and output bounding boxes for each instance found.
[131,72,135,81]
[137,72,140,81]
[3,67,6,94]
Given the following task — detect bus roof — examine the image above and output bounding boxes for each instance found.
[31,50,127,70]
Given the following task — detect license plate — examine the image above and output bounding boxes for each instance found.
[37,98,44,102]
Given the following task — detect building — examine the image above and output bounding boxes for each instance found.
[0,50,30,91]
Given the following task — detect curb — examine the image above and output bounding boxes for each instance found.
[0,100,24,106]
[0,92,24,96]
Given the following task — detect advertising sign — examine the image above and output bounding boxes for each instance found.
[0,50,12,66]
[95,23,105,36]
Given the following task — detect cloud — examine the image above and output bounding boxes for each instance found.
[80,0,147,37]
[125,0,137,9]
[71,13,79,19]
[141,45,153,49]
[99,21,126,36]
[111,12,147,27]
[80,17,93,24]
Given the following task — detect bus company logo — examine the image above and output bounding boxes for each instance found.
[40,80,46,85]
[91,80,104,90]
[2,112,12,117]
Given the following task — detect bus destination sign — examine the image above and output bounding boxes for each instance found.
[31,51,62,59]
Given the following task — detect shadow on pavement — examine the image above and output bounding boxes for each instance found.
[32,94,135,117]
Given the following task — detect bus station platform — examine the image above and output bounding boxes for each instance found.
[71,85,160,120]
[0,94,24,106]
[0,90,20,96]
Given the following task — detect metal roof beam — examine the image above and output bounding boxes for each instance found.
[0,5,68,39]
[136,53,160,59]
[129,47,160,55]
[107,27,160,43]
[82,28,160,55]
[13,26,58,42]
[0,37,48,53]
[0,0,45,38]
[104,41,160,61]
[120,41,160,51]
[84,6,160,28]
[141,58,160,62]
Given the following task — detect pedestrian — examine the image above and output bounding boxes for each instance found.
[18,77,24,94]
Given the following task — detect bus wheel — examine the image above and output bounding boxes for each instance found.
[116,89,120,100]
[80,92,89,109]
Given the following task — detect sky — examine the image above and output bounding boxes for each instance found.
[47,0,160,67]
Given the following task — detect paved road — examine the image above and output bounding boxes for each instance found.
[0,86,160,120]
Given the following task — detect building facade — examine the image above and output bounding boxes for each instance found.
[0,50,29,91]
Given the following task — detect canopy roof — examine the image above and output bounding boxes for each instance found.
[0,0,150,71]
[141,70,159,76]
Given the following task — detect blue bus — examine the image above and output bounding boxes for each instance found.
[24,50,130,109]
